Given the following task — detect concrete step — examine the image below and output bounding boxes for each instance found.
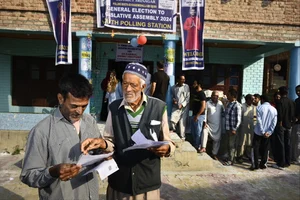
[164,131,216,171]
[161,152,218,171]
[99,122,216,171]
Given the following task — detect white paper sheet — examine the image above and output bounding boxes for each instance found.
[123,129,169,152]
[150,128,158,141]
[150,120,161,125]
[83,159,119,180]
[77,152,114,167]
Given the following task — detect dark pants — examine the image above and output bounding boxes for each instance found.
[269,133,276,161]
[274,126,292,167]
[251,134,269,168]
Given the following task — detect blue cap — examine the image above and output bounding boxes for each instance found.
[123,63,148,81]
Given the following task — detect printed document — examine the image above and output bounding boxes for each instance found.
[123,129,169,152]
[83,159,119,180]
[77,152,114,167]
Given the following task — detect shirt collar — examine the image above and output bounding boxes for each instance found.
[118,92,148,111]
[53,107,65,123]
[53,107,82,124]
[228,100,237,106]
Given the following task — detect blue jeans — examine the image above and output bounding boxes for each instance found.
[191,115,205,149]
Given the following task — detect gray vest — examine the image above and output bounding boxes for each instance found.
[108,96,166,195]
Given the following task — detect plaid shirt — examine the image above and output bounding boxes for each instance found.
[225,100,242,131]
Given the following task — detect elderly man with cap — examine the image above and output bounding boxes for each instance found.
[81,63,175,199]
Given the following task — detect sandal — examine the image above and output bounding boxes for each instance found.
[222,161,230,166]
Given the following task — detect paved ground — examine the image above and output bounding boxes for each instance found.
[0,152,299,200]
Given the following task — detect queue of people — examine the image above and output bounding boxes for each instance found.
[20,62,299,199]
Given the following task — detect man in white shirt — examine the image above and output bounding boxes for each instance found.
[201,91,224,159]
[170,75,190,140]
[236,94,255,163]
[250,95,277,170]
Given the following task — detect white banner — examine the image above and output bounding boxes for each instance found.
[97,0,178,32]
[115,44,143,62]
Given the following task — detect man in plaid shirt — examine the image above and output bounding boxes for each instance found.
[224,88,242,165]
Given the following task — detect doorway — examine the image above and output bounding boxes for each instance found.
[175,64,243,99]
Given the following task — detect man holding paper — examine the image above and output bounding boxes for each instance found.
[81,62,175,199]
[20,74,102,200]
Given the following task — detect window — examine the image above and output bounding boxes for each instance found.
[229,67,240,86]
[216,68,225,85]
[12,56,78,107]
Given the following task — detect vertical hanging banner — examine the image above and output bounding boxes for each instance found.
[97,0,106,28]
[97,0,177,32]
[79,36,92,81]
[47,0,72,65]
[180,0,205,70]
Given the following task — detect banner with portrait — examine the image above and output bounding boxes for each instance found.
[97,0,177,32]
[46,0,72,65]
[180,0,205,70]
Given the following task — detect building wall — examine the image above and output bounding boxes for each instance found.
[0,54,11,112]
[205,0,300,42]
[0,0,298,116]
[0,36,266,114]
[242,58,264,97]
[94,42,165,115]
[0,38,78,113]
[0,38,165,114]
[0,0,299,42]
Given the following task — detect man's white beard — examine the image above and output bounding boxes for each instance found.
[124,92,141,103]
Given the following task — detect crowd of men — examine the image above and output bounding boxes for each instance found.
[169,74,299,170]
[20,63,299,199]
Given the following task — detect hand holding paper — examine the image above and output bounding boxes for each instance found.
[77,152,119,180]
[83,159,119,180]
[77,152,114,167]
[123,129,169,153]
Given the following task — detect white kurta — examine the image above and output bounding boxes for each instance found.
[204,100,224,141]
[238,103,255,147]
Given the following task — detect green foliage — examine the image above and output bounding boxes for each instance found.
[12,145,22,155]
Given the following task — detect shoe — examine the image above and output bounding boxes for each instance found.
[222,161,230,166]
[259,164,267,169]
[249,166,259,171]
[223,160,233,166]
[199,148,206,153]
[271,164,284,170]
[212,155,219,161]
[236,157,243,164]
[291,160,300,164]
[181,137,186,141]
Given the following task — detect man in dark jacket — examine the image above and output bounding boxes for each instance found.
[272,86,295,169]
[150,61,170,102]
[291,85,300,164]
[81,63,175,199]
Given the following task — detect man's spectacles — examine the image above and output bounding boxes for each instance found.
[122,82,139,89]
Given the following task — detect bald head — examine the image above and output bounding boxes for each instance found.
[211,91,219,103]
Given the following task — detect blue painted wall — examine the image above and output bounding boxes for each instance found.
[242,58,264,97]
[0,38,78,113]
[0,36,281,131]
